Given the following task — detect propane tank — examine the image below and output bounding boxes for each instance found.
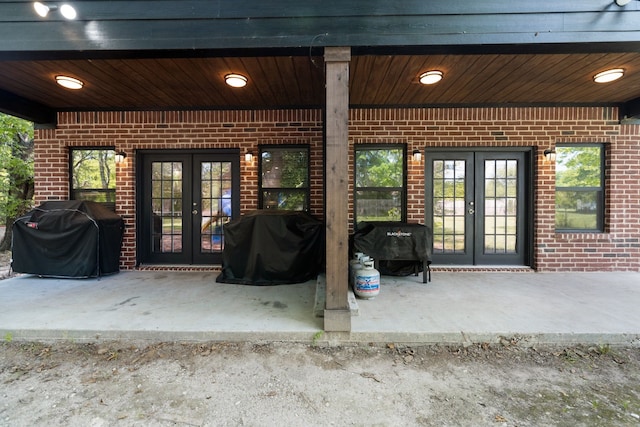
[354,258,380,299]
[351,254,367,287]
[349,252,365,285]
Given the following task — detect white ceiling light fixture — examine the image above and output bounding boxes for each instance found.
[60,4,77,20]
[33,2,77,19]
[593,68,625,84]
[33,2,54,17]
[615,0,632,6]
[225,73,248,88]
[55,75,84,90]
[419,70,444,85]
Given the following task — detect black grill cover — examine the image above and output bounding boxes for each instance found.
[351,222,432,276]
[216,210,323,285]
[11,200,124,278]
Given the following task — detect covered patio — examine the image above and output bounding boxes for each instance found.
[1,270,638,346]
[1,1,639,335]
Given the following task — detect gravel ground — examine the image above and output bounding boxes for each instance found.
[0,251,12,280]
[1,339,640,426]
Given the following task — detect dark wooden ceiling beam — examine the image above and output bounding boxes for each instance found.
[1,2,639,53]
[0,89,56,126]
[623,97,640,119]
[3,0,638,21]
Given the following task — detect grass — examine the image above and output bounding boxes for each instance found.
[312,331,324,346]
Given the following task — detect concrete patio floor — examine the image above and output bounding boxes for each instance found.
[0,269,639,347]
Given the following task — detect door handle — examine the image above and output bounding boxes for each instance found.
[468,208,475,215]
[192,209,198,215]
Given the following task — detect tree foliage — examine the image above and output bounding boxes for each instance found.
[0,113,35,251]
[355,148,403,188]
[72,149,114,189]
[555,146,601,188]
[554,145,602,230]
[261,148,308,210]
[71,149,116,204]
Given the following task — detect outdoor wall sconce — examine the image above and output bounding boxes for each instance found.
[412,149,422,162]
[225,73,248,88]
[115,151,127,164]
[244,151,254,162]
[33,2,77,19]
[543,148,556,162]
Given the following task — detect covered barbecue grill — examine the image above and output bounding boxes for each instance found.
[351,221,432,282]
[216,210,323,285]
[11,200,124,278]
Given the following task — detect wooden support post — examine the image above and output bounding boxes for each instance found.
[324,46,351,332]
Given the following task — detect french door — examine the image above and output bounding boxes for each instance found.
[138,151,240,265]
[425,150,530,266]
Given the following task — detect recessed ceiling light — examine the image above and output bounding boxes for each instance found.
[419,70,444,85]
[55,75,84,90]
[225,73,248,88]
[593,68,624,83]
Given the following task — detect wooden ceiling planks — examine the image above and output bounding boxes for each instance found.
[1,52,640,113]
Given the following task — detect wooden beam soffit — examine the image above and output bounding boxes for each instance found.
[1,2,640,52]
[622,97,640,120]
[0,89,56,126]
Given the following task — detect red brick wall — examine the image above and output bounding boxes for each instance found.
[34,107,640,271]
[35,110,324,268]
[349,107,640,271]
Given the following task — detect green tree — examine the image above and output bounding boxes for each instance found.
[355,147,404,222]
[71,149,115,200]
[555,146,602,230]
[261,148,309,210]
[355,148,403,188]
[556,146,601,188]
[0,113,35,251]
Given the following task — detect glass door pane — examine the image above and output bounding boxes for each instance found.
[192,153,240,265]
[483,159,518,254]
[426,152,474,265]
[200,161,233,253]
[432,160,466,253]
[151,161,183,254]
[475,152,526,266]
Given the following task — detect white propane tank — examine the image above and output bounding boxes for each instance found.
[351,254,367,287]
[349,252,364,285]
[354,259,380,299]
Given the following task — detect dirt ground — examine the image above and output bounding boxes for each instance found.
[1,341,639,426]
[1,249,639,426]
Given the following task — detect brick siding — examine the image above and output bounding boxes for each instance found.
[34,107,640,271]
